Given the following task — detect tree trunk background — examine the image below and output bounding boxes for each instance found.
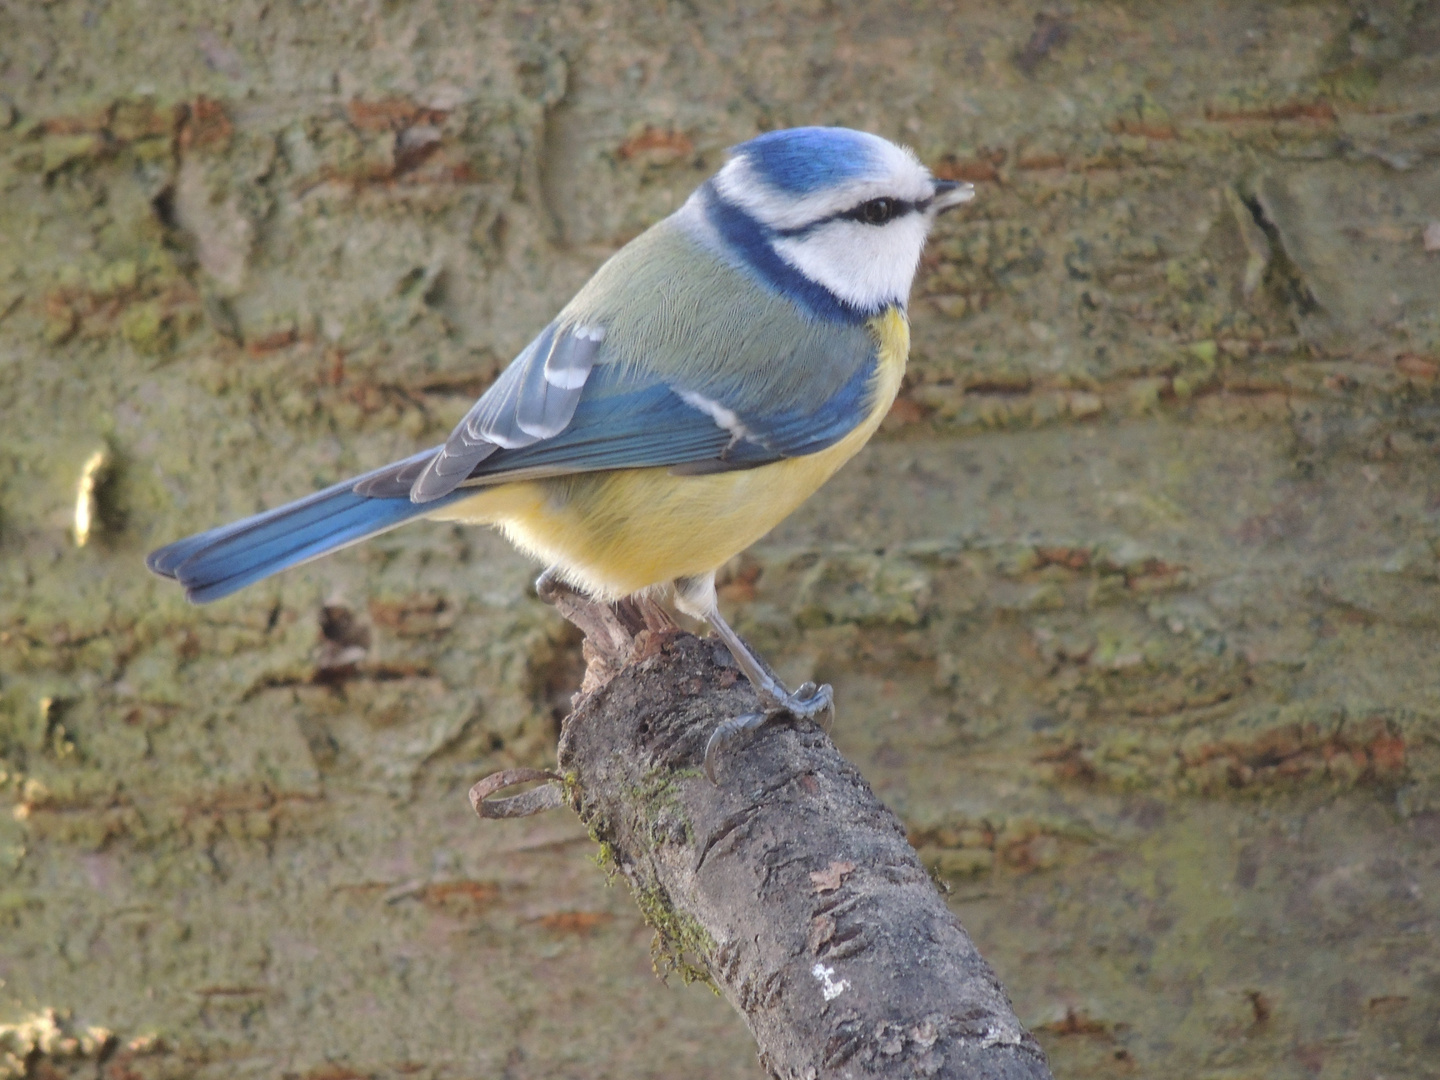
[1,3,1438,1078]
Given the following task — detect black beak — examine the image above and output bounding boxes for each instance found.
[930,179,975,215]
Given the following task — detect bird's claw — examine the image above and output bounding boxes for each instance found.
[761,680,834,725]
[703,711,767,784]
[703,681,836,783]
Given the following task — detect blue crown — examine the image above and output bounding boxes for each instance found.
[730,127,885,196]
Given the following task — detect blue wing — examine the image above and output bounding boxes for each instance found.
[355,312,881,500]
[478,353,878,478]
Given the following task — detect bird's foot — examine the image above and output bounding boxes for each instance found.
[762,680,835,725]
[703,680,834,783]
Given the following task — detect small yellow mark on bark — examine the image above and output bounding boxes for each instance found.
[73,449,108,547]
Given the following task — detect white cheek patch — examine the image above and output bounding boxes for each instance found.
[772,215,930,311]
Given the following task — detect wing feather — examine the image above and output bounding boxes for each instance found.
[401,322,603,502]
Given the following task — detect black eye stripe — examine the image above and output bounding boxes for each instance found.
[839,196,921,225]
[770,195,928,238]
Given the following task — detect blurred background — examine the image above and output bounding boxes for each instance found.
[2,2,1439,1077]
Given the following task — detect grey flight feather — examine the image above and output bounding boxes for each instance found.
[350,453,433,499]
[396,322,604,503]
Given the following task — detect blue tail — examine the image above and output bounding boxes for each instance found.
[147,449,465,603]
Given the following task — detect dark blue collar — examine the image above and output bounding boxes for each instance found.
[701,183,879,326]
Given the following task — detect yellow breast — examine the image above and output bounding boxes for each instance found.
[432,307,909,599]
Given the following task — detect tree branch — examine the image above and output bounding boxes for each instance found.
[483,591,1053,1080]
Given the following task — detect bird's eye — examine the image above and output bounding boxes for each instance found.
[857,197,898,225]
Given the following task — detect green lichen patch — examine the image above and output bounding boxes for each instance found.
[632,878,718,989]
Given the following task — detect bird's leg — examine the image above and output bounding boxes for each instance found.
[704,605,833,718]
[674,574,834,782]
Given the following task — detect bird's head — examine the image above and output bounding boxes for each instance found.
[699,126,973,318]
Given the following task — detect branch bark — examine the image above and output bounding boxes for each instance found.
[481,592,1053,1080]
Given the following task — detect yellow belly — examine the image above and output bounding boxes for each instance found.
[430,307,908,599]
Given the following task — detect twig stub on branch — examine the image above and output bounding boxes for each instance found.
[536,593,1053,1080]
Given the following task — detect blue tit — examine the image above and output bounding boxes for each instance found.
[148,125,974,778]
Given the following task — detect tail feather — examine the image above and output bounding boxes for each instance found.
[146,449,464,603]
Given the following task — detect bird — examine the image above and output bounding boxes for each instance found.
[147,125,974,779]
